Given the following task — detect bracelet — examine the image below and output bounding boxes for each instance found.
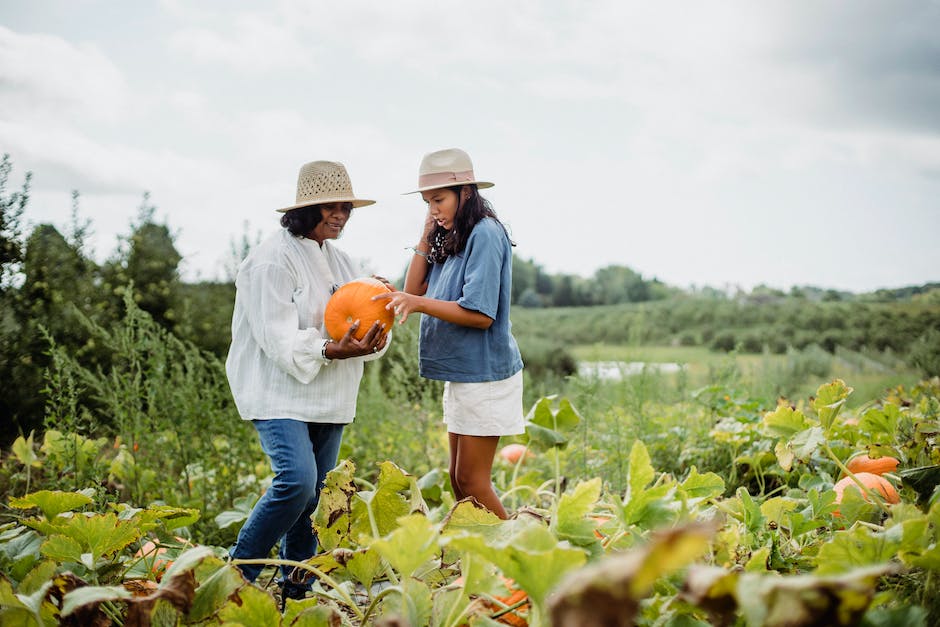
[321,339,333,362]
[407,246,428,258]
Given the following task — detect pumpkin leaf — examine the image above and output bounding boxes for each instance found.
[551,478,602,548]
[815,526,901,574]
[187,561,245,623]
[679,467,726,504]
[217,583,281,626]
[446,515,587,608]
[371,514,440,578]
[11,433,40,468]
[313,459,357,551]
[762,406,812,439]
[813,379,853,432]
[9,490,93,520]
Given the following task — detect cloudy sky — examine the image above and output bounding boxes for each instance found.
[1,1,938,292]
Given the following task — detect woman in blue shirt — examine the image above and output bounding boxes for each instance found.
[377,148,524,519]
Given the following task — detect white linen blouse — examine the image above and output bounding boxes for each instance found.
[225,229,389,423]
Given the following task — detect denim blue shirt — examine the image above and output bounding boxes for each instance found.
[419,218,524,383]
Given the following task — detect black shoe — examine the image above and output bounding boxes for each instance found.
[279,584,307,612]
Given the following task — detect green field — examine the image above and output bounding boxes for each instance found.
[570,343,923,407]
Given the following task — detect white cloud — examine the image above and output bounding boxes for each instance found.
[0,25,127,123]
[168,13,312,72]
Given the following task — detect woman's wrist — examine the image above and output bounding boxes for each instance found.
[322,339,334,361]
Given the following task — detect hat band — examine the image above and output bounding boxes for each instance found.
[418,169,475,188]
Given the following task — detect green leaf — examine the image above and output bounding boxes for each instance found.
[447,515,587,608]
[214,495,257,531]
[627,440,655,500]
[813,379,853,431]
[774,440,795,472]
[60,585,131,618]
[762,406,812,439]
[0,576,29,610]
[312,459,357,551]
[352,461,414,540]
[815,526,902,574]
[9,490,93,520]
[526,397,554,429]
[678,467,725,504]
[860,404,901,442]
[11,433,39,468]
[523,422,568,452]
[760,497,799,525]
[441,500,504,539]
[284,598,344,626]
[217,584,280,626]
[554,398,582,431]
[160,545,215,582]
[344,548,384,590]
[371,514,440,578]
[18,561,57,596]
[145,505,200,531]
[552,479,602,548]
[396,578,434,627]
[791,426,825,462]
[187,562,245,623]
[37,513,141,563]
[39,534,84,564]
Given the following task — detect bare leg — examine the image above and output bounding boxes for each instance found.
[448,432,466,501]
[451,433,507,519]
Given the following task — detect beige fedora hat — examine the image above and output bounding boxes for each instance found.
[405,148,494,194]
[277,160,375,213]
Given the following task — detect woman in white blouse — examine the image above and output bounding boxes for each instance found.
[225,160,389,601]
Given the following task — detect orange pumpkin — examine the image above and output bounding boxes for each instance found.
[324,278,394,341]
[499,444,533,465]
[482,578,529,627]
[845,454,899,476]
[833,472,900,508]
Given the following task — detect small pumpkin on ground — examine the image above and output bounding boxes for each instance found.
[324,277,394,341]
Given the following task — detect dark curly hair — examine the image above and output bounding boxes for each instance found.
[425,186,511,263]
[280,202,353,237]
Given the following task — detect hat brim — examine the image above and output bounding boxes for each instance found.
[276,197,376,213]
[402,181,494,195]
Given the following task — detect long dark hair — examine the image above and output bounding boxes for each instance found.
[426,185,511,263]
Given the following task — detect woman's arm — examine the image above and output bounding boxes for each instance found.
[404,211,437,295]
[373,292,493,329]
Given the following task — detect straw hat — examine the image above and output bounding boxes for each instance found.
[277,160,375,212]
[405,148,494,194]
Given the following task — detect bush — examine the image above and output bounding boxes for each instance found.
[909,329,940,377]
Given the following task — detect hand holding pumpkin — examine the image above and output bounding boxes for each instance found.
[325,319,387,359]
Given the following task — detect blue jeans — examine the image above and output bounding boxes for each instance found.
[230,419,345,589]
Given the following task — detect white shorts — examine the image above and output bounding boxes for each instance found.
[442,370,525,436]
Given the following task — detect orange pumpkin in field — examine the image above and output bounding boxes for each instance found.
[499,444,534,465]
[833,472,900,510]
[324,278,394,341]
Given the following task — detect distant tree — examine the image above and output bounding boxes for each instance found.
[102,193,183,327]
[0,154,29,291]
